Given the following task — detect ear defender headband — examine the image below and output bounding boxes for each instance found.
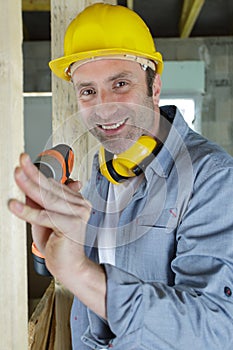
[99,135,161,184]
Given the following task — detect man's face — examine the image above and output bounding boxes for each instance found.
[72,59,160,154]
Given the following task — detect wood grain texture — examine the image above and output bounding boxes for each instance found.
[0,1,27,349]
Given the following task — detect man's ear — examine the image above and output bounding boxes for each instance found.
[152,74,162,106]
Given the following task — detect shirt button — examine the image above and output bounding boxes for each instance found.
[224,286,232,297]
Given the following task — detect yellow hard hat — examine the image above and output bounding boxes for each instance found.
[49,3,164,81]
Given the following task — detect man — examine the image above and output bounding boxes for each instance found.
[8,3,233,349]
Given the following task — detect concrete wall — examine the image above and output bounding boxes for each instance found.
[23,41,51,93]
[157,37,233,155]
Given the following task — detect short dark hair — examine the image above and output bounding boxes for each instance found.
[146,67,156,97]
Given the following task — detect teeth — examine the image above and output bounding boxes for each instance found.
[101,120,125,130]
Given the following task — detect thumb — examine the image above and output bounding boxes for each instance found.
[66,178,83,192]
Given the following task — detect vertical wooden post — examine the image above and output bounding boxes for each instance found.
[50,1,116,349]
[50,0,117,183]
[0,1,28,349]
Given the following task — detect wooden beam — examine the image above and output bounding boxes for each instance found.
[0,0,28,349]
[127,0,134,10]
[28,280,55,349]
[179,0,205,38]
[22,0,50,11]
[53,281,73,350]
[50,0,117,184]
[180,0,192,29]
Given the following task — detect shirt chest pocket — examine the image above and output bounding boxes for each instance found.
[118,208,178,283]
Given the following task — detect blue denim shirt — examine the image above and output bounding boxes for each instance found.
[71,106,233,350]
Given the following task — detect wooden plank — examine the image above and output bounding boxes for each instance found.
[22,0,50,11]
[28,280,55,349]
[0,1,28,349]
[179,0,205,38]
[47,310,56,350]
[53,280,73,350]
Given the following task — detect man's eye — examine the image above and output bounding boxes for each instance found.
[115,81,127,88]
[81,88,96,96]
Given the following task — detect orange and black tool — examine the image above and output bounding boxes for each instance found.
[32,144,74,276]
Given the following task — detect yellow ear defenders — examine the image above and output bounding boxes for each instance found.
[99,135,161,184]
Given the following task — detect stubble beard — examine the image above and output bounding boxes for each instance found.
[84,97,157,155]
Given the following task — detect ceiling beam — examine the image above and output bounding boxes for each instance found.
[179,0,205,38]
[127,0,134,10]
[22,0,50,11]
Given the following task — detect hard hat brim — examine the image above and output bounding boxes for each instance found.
[49,48,164,81]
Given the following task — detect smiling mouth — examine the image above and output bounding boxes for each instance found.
[98,118,127,131]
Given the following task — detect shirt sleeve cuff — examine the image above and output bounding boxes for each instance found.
[104,264,145,337]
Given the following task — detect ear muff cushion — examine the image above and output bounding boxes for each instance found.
[132,141,162,175]
[99,147,129,184]
[105,150,130,183]
[99,136,161,184]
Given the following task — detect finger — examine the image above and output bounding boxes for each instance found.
[20,153,79,195]
[66,179,83,192]
[26,195,42,210]
[14,165,90,217]
[18,154,84,205]
[8,198,52,226]
[8,199,88,244]
[19,153,52,191]
[31,223,53,253]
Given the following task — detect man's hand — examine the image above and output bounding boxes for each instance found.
[8,153,91,276]
[8,153,107,318]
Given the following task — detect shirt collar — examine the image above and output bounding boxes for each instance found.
[144,105,190,179]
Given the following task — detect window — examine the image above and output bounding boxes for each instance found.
[160,61,205,133]
[160,98,195,129]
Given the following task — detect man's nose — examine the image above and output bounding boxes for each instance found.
[95,90,118,118]
[98,88,116,104]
